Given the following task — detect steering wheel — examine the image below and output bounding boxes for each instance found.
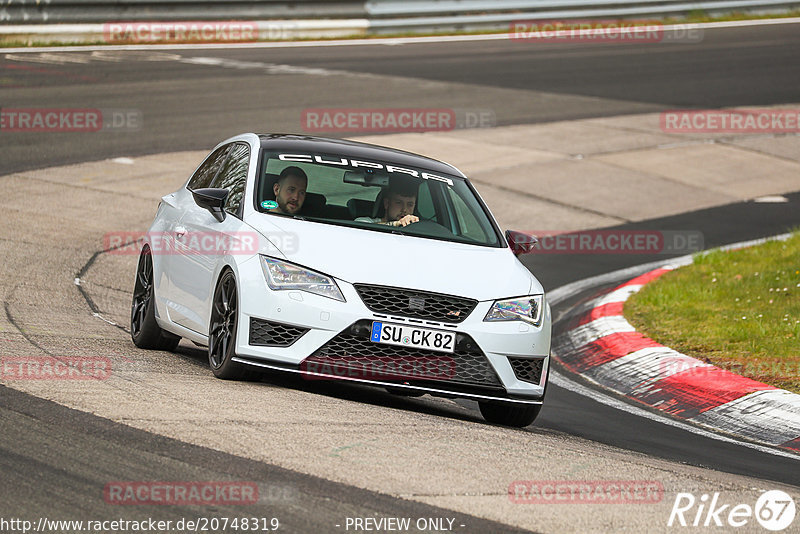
[399,218,455,238]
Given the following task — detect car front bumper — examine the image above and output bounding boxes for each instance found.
[233,257,550,404]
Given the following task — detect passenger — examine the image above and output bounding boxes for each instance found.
[271,166,307,215]
[356,181,420,227]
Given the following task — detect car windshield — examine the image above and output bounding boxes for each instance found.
[256,150,503,247]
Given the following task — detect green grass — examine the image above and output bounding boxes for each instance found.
[625,231,800,394]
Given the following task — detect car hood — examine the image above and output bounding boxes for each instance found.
[248,213,541,301]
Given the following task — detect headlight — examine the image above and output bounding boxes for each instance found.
[484,295,544,326]
[260,256,345,302]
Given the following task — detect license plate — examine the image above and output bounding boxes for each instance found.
[370,322,456,353]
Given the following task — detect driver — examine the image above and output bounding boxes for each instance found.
[271,166,307,215]
[356,181,419,227]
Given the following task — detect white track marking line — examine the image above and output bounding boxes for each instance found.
[4,49,346,77]
[89,50,183,62]
[5,52,93,64]
[92,312,119,327]
[177,56,340,76]
[754,195,789,203]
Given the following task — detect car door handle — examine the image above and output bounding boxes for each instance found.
[175,226,187,238]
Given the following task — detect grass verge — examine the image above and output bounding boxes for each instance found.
[625,231,800,394]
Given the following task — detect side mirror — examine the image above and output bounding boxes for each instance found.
[506,230,538,256]
[192,188,229,223]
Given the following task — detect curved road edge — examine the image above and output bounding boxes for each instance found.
[548,233,800,456]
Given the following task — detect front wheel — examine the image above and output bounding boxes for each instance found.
[208,270,252,380]
[478,401,542,427]
[130,247,180,351]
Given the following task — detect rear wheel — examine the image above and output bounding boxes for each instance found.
[208,270,253,380]
[130,247,180,351]
[479,402,542,427]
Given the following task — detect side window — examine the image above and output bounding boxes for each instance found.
[416,182,435,219]
[264,159,350,203]
[447,188,488,242]
[213,143,250,216]
[187,145,231,191]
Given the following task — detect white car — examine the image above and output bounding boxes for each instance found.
[131,134,551,426]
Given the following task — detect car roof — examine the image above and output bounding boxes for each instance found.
[256,134,466,178]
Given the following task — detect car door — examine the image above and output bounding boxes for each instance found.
[163,143,231,329]
[169,142,251,334]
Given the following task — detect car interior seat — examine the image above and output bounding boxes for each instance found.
[347,198,375,219]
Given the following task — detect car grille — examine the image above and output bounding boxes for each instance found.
[303,320,501,387]
[353,284,477,323]
[508,357,544,385]
[249,318,308,347]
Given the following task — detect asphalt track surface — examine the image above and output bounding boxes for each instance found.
[1,21,800,531]
[1,22,799,173]
[0,384,531,534]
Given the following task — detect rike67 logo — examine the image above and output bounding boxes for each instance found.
[668,490,796,531]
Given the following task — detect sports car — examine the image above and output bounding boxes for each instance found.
[130,134,551,426]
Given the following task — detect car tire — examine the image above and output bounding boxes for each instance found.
[478,401,542,427]
[131,247,181,351]
[208,269,255,380]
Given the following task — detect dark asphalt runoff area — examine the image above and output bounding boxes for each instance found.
[1,21,799,530]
